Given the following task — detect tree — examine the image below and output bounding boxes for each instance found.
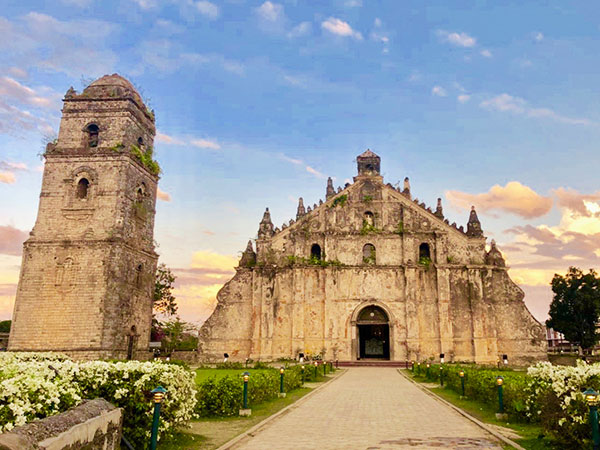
[154,263,177,317]
[160,317,198,355]
[0,320,10,333]
[546,267,600,354]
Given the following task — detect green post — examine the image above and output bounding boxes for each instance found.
[411,361,414,373]
[426,363,430,378]
[279,367,285,394]
[584,388,600,450]
[314,362,317,379]
[323,361,327,376]
[440,366,444,386]
[459,371,465,397]
[149,386,167,450]
[496,376,504,413]
[416,362,420,375]
[301,366,305,385]
[243,372,249,409]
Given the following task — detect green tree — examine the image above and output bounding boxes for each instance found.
[546,267,600,354]
[0,320,10,333]
[154,263,177,317]
[160,317,198,354]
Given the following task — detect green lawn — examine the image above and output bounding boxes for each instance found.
[403,371,560,450]
[194,368,274,384]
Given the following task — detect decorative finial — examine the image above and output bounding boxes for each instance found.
[403,177,411,198]
[296,197,306,220]
[258,208,274,239]
[467,205,483,237]
[326,177,335,199]
[434,198,444,219]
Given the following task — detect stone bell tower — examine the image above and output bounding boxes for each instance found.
[8,74,159,360]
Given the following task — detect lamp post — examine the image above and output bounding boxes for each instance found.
[459,370,465,397]
[411,360,414,373]
[426,363,430,378]
[239,372,251,416]
[440,365,444,387]
[279,367,286,397]
[314,361,318,379]
[416,362,420,376]
[323,361,327,376]
[495,376,506,419]
[584,388,600,450]
[150,386,167,450]
[301,365,305,385]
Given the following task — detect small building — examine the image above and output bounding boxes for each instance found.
[198,151,547,365]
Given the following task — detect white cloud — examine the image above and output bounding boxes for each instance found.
[374,18,382,27]
[191,138,220,150]
[481,93,593,126]
[345,0,362,7]
[480,49,492,58]
[280,154,326,179]
[60,0,94,6]
[457,94,471,103]
[156,131,185,145]
[157,187,172,202]
[0,172,16,184]
[437,30,476,47]
[321,17,362,40]
[195,1,219,20]
[431,85,447,97]
[0,161,29,184]
[256,1,284,22]
[0,77,58,109]
[5,67,27,79]
[306,166,326,179]
[534,32,544,42]
[131,0,157,9]
[287,21,311,38]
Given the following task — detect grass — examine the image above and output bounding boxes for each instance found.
[194,368,273,384]
[162,370,339,449]
[404,371,560,450]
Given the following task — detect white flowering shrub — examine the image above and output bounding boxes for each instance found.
[0,353,197,447]
[527,360,600,447]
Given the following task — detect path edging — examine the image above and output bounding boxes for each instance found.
[217,370,348,450]
[398,370,525,450]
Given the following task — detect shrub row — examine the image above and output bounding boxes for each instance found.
[0,353,196,448]
[195,364,330,417]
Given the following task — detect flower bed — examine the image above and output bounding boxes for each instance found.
[0,353,196,448]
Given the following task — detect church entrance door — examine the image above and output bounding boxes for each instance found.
[356,305,390,360]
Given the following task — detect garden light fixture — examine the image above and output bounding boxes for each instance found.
[584,388,600,449]
[150,386,167,450]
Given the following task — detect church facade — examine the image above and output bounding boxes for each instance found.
[198,151,546,365]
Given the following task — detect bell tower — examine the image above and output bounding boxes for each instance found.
[8,74,159,360]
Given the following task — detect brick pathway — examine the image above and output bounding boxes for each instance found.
[231,368,502,449]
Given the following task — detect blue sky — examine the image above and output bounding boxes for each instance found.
[2,0,600,324]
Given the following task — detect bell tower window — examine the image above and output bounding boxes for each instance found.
[363,243,376,264]
[76,178,89,199]
[86,124,99,148]
[419,243,431,262]
[137,137,144,150]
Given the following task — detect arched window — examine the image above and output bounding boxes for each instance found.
[76,178,89,199]
[311,244,321,260]
[419,243,431,260]
[363,243,376,264]
[137,136,144,150]
[136,187,144,203]
[86,124,99,148]
[364,211,374,227]
[135,264,143,288]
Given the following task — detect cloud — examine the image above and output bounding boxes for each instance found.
[445,181,553,219]
[255,1,284,22]
[0,13,119,78]
[61,0,94,6]
[195,1,219,20]
[0,161,28,184]
[157,187,171,202]
[279,154,326,179]
[374,18,382,27]
[431,85,447,97]
[0,226,28,256]
[345,0,362,6]
[321,17,363,40]
[287,21,311,38]
[0,77,59,109]
[156,131,221,149]
[553,188,600,217]
[480,49,492,58]
[457,94,471,103]
[190,139,220,150]
[5,67,27,79]
[480,93,593,126]
[534,32,544,42]
[437,30,476,47]
[131,0,157,9]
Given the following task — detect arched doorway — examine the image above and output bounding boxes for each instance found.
[357,305,390,360]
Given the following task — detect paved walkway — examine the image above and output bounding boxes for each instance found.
[232,368,502,449]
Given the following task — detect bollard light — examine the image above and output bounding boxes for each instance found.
[314,361,318,379]
[411,360,415,373]
[426,363,430,378]
[439,365,444,387]
[243,372,250,409]
[150,386,167,450]
[459,370,465,397]
[323,361,327,376]
[496,376,504,414]
[584,388,600,450]
[301,365,305,385]
[279,367,285,394]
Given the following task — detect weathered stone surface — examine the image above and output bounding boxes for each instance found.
[199,151,546,365]
[8,74,158,360]
[0,399,122,450]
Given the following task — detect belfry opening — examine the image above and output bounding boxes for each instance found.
[357,305,390,360]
